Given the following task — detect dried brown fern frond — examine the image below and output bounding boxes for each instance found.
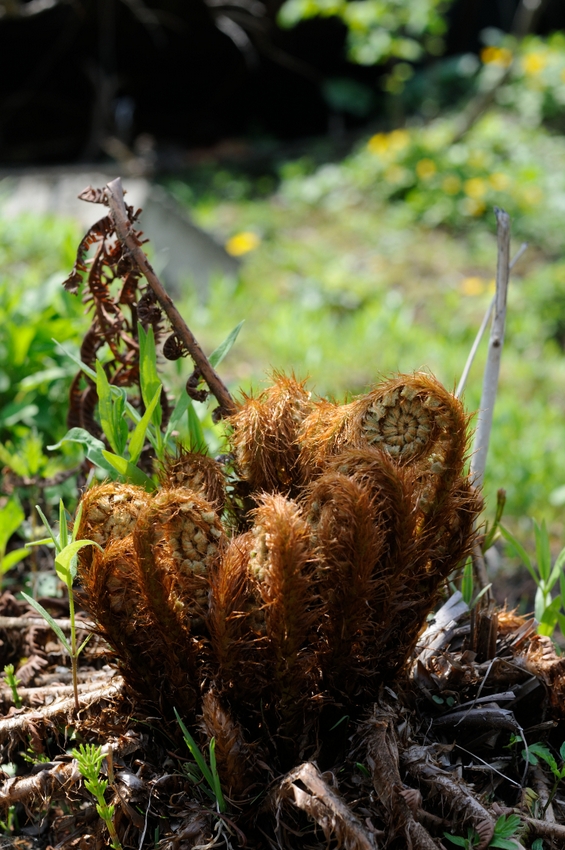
[228,371,313,495]
[207,532,267,698]
[299,373,470,493]
[159,450,226,514]
[76,482,150,575]
[304,471,387,697]
[250,494,319,738]
[79,536,162,703]
[200,690,264,801]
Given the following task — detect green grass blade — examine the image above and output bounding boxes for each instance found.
[208,738,226,812]
[500,526,538,585]
[173,708,215,790]
[209,321,244,368]
[164,388,190,445]
[128,386,162,464]
[58,500,69,551]
[101,451,157,491]
[20,592,71,654]
[186,399,207,453]
[0,548,28,573]
[138,324,162,428]
[34,505,60,553]
[534,519,551,584]
[48,428,119,479]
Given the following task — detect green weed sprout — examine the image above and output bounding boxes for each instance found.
[444,813,522,849]
[0,497,28,581]
[72,743,122,850]
[3,664,22,708]
[51,320,243,488]
[174,707,226,813]
[501,520,565,640]
[22,500,102,710]
[522,741,565,814]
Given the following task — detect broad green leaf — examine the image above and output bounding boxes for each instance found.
[48,428,119,478]
[20,592,71,654]
[209,321,244,368]
[138,324,162,428]
[101,451,156,491]
[500,526,537,585]
[54,540,102,584]
[443,835,469,848]
[490,840,521,849]
[493,813,522,838]
[0,548,28,573]
[560,740,565,762]
[538,596,561,636]
[0,498,25,556]
[558,611,565,640]
[128,386,162,465]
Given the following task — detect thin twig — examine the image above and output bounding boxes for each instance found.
[104,177,236,417]
[456,242,527,399]
[469,208,511,489]
[0,616,94,631]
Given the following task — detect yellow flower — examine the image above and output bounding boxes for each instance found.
[225,231,261,256]
[384,164,408,184]
[460,197,487,217]
[416,158,437,180]
[388,129,410,151]
[463,177,488,199]
[461,276,486,296]
[442,174,461,195]
[367,133,389,155]
[522,52,548,75]
[489,172,510,191]
[480,46,513,67]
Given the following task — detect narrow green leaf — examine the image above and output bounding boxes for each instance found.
[54,540,102,584]
[138,324,162,428]
[535,520,552,584]
[101,451,156,491]
[0,548,28,573]
[174,708,215,790]
[186,399,207,453]
[77,633,93,656]
[164,387,190,445]
[128,386,162,465]
[461,559,473,606]
[95,362,129,454]
[208,738,226,812]
[59,500,69,551]
[48,428,119,478]
[209,321,244,368]
[500,526,538,585]
[35,505,60,552]
[71,503,84,544]
[490,839,521,849]
[20,592,71,654]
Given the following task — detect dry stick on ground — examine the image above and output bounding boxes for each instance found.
[0,616,94,631]
[104,176,237,417]
[277,762,378,850]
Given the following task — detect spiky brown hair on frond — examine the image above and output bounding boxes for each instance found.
[298,372,469,493]
[249,494,320,747]
[228,372,313,496]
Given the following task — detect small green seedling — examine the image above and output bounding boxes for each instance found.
[72,743,122,850]
[501,520,565,640]
[3,664,22,708]
[0,497,28,581]
[444,814,522,849]
[22,500,102,710]
[174,707,226,813]
[522,741,565,813]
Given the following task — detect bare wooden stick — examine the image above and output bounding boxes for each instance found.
[104,177,237,417]
[0,616,94,631]
[469,208,511,489]
[456,242,527,400]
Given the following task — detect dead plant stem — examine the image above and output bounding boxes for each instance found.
[470,208,511,490]
[104,177,236,417]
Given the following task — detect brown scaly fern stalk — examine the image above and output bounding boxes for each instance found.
[228,372,313,498]
[304,471,388,700]
[159,450,227,515]
[249,494,320,759]
[133,488,227,717]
